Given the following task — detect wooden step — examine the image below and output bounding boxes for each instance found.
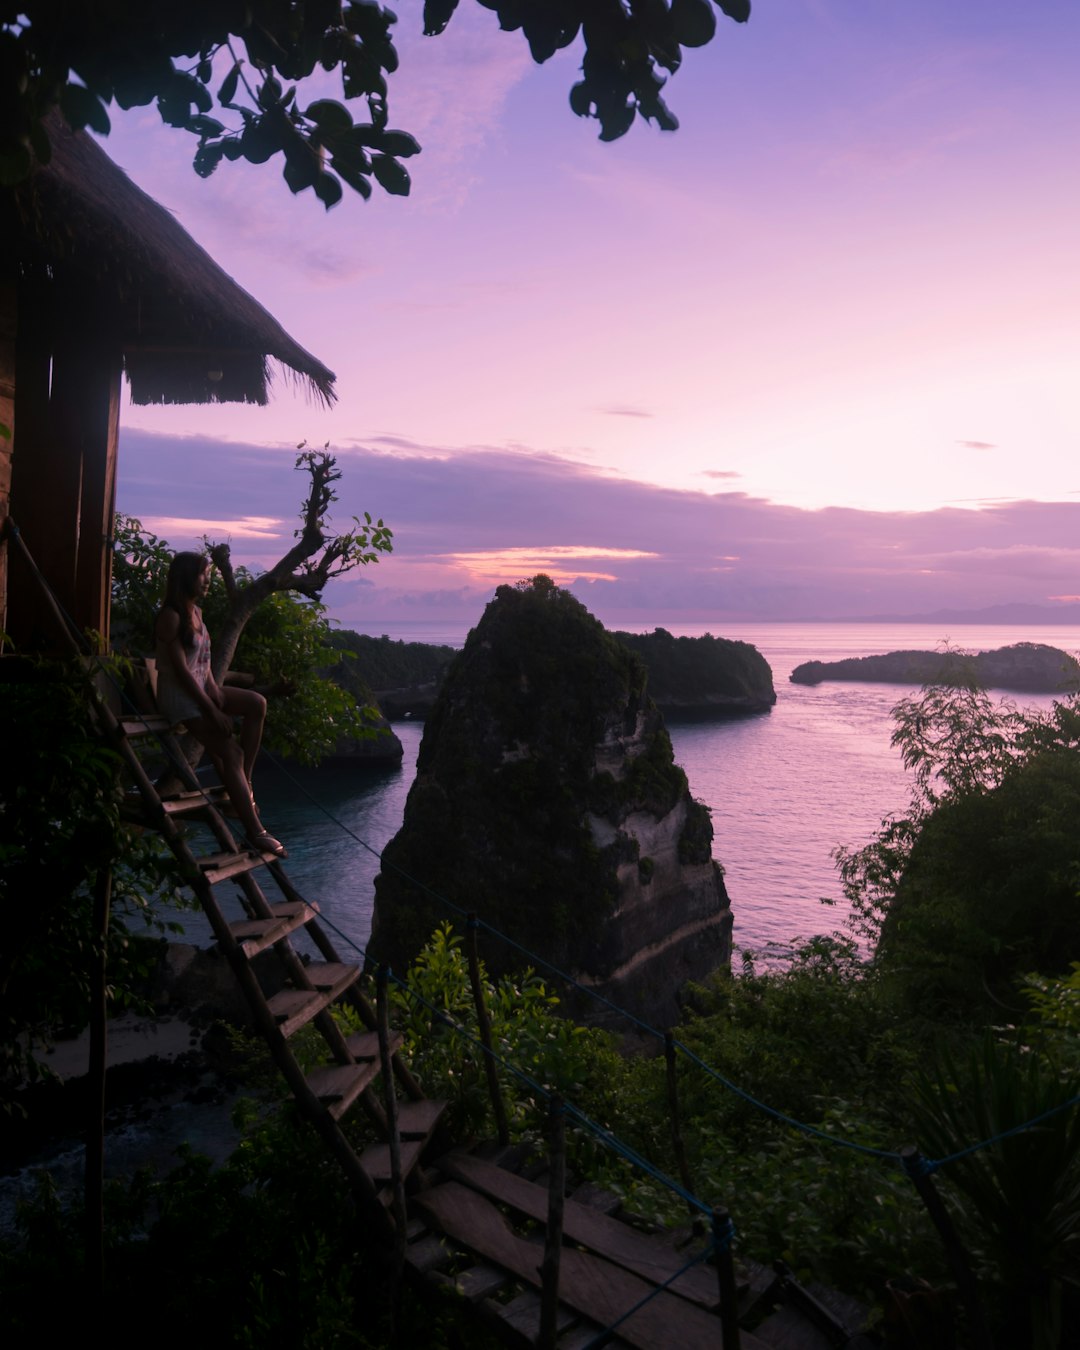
[397,1098,447,1140]
[305,1059,382,1120]
[266,963,360,1038]
[199,846,280,886]
[437,1151,719,1310]
[229,900,321,959]
[416,1182,768,1350]
[345,1030,401,1061]
[161,786,230,816]
[119,714,173,738]
[358,1136,425,1185]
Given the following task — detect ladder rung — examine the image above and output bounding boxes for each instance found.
[200,847,277,886]
[397,1098,448,1140]
[266,963,360,1038]
[119,714,174,737]
[345,1030,401,1062]
[162,787,229,816]
[306,1059,382,1120]
[359,1136,425,1185]
[228,901,320,959]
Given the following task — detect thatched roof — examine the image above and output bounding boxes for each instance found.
[5,115,336,407]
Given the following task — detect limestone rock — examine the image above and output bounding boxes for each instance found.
[369,577,732,1027]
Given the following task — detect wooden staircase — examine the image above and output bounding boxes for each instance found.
[109,690,447,1234]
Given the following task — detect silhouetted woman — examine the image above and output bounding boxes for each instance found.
[154,551,286,857]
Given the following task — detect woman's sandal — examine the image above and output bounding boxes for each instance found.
[245,830,288,859]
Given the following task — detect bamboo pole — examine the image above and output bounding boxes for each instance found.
[465,913,510,1145]
[85,866,112,1307]
[539,1094,567,1350]
[900,1145,994,1350]
[664,1032,697,1219]
[377,966,408,1273]
[712,1206,741,1349]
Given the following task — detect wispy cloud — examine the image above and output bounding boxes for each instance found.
[701,470,742,480]
[599,406,654,419]
[118,429,1080,625]
[956,439,997,450]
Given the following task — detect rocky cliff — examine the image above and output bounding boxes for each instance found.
[791,642,1080,693]
[368,577,732,1027]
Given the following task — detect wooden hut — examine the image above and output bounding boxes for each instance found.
[0,115,335,650]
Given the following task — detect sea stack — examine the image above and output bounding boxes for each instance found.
[368,576,733,1027]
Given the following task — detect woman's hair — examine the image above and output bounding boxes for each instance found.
[162,551,208,649]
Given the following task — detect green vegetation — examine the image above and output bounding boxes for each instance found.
[614,627,776,710]
[0,657,188,1107]
[323,630,458,696]
[112,511,381,766]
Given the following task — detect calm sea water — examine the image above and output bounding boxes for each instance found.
[178,623,1079,961]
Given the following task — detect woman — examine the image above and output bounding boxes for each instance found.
[154,551,287,858]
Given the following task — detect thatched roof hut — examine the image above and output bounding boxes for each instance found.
[0,116,337,648]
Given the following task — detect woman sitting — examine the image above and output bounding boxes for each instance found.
[154,551,287,858]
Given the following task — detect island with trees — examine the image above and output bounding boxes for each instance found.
[791,642,1080,693]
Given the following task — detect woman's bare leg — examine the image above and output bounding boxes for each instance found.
[220,687,267,784]
[187,715,267,843]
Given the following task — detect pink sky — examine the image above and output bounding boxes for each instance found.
[102,2,1080,625]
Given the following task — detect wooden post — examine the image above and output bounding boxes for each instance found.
[900,1146,994,1350]
[664,1032,697,1219]
[465,913,510,1145]
[85,865,112,1307]
[539,1094,567,1350]
[712,1206,741,1350]
[377,967,407,1272]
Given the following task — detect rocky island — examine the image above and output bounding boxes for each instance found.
[614,628,775,715]
[368,577,732,1027]
[790,642,1080,693]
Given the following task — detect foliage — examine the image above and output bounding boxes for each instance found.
[0,657,188,1107]
[614,627,775,708]
[324,629,458,693]
[2,3,752,199]
[112,449,393,764]
[835,663,1080,1017]
[912,1035,1080,1349]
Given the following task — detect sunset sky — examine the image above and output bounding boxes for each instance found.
[105,1,1080,627]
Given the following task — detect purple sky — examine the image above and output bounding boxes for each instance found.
[104,2,1080,626]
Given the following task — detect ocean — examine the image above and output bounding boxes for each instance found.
[175,622,1080,962]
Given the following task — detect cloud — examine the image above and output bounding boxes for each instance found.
[701,470,742,480]
[599,406,654,419]
[116,427,1080,626]
[956,439,997,450]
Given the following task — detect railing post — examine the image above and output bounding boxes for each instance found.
[712,1206,741,1350]
[664,1032,697,1219]
[85,866,112,1309]
[900,1145,994,1350]
[377,966,407,1271]
[465,912,510,1145]
[539,1094,566,1350]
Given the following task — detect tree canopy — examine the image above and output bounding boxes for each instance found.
[1,1,750,206]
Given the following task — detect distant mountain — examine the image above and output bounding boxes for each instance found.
[830,603,1080,626]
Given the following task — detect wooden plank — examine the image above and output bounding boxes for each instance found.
[120,714,173,737]
[229,901,319,959]
[438,1152,719,1310]
[201,849,277,886]
[162,788,230,815]
[359,1136,424,1184]
[305,1060,382,1119]
[397,1098,447,1139]
[496,1288,580,1341]
[345,1029,399,1061]
[405,1233,453,1275]
[440,1262,510,1303]
[306,961,359,994]
[416,1182,766,1350]
[267,987,331,1040]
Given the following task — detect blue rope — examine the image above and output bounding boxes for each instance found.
[578,1240,716,1350]
[926,1091,1080,1171]
[314,912,714,1217]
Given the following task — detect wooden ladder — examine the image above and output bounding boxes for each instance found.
[107,687,446,1234]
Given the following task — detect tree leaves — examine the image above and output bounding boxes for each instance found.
[59,82,112,135]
